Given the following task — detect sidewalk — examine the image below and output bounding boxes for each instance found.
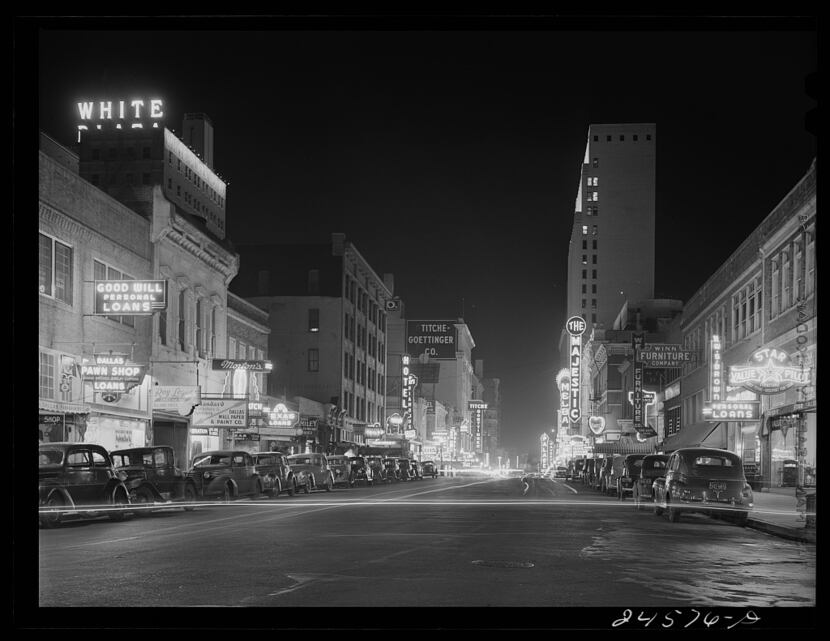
[746,487,816,544]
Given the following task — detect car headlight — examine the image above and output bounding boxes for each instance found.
[202,472,213,480]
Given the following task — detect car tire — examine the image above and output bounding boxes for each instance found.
[287,480,295,497]
[274,478,282,497]
[41,493,64,528]
[617,481,624,501]
[666,496,681,523]
[183,483,197,511]
[255,480,264,497]
[109,487,129,521]
[132,486,155,516]
[325,475,333,492]
[222,483,233,503]
[633,486,640,511]
[303,481,310,495]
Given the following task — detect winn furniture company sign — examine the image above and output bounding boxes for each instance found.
[639,344,698,368]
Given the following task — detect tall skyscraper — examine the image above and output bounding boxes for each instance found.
[562,124,656,352]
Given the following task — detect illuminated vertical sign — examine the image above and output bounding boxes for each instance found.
[710,335,724,402]
[566,316,587,423]
[632,360,644,429]
[556,368,570,431]
[468,400,488,453]
[401,355,418,432]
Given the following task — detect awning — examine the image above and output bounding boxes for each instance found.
[593,440,655,455]
[660,421,719,453]
[39,399,90,414]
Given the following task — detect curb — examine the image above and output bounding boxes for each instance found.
[746,518,816,544]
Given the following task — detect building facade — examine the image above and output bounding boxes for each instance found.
[561,123,657,362]
[666,160,816,494]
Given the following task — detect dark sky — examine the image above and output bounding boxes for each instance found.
[31,18,817,454]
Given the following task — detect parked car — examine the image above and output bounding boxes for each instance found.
[39,442,132,528]
[554,466,568,479]
[410,460,423,480]
[327,455,353,488]
[567,459,585,482]
[286,453,334,492]
[366,456,387,482]
[597,457,615,493]
[187,450,264,501]
[420,460,438,478]
[582,458,597,487]
[633,454,669,509]
[616,454,647,501]
[111,445,198,512]
[653,448,753,525]
[398,458,414,480]
[349,456,374,487]
[604,454,626,496]
[251,451,297,497]
[383,458,401,482]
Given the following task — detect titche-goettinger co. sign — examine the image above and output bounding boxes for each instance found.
[94,280,167,315]
[406,320,458,360]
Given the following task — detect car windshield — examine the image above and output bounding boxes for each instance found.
[112,451,153,467]
[39,449,64,465]
[193,454,231,467]
[691,455,744,477]
[289,457,311,465]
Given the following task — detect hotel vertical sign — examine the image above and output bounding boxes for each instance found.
[566,316,587,424]
[401,355,418,433]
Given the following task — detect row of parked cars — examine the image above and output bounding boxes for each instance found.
[564,447,754,526]
[38,441,439,528]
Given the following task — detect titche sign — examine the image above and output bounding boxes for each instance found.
[94,280,167,315]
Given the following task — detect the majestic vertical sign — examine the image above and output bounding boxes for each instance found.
[566,316,587,423]
[556,368,570,431]
[401,355,418,432]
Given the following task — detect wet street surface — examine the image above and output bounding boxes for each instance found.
[38,476,815,608]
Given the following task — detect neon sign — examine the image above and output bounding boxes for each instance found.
[556,368,570,430]
[94,280,167,315]
[710,335,724,402]
[566,316,587,423]
[400,355,418,432]
[588,415,606,435]
[729,347,811,395]
[268,403,298,428]
[703,401,761,421]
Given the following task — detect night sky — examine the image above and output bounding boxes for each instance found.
[30,18,817,454]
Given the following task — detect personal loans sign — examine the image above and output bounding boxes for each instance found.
[406,321,458,359]
[94,280,167,315]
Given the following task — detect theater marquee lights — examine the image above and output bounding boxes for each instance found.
[566,316,587,423]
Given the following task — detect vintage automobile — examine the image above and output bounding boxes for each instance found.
[653,448,754,524]
[420,460,438,478]
[604,454,627,496]
[286,453,334,492]
[582,458,598,488]
[349,456,374,487]
[187,450,264,501]
[39,442,132,528]
[616,454,647,501]
[567,459,585,482]
[633,454,669,509]
[382,457,401,482]
[110,445,199,513]
[554,466,568,479]
[597,457,615,493]
[366,456,387,482]
[251,451,297,497]
[398,458,414,481]
[410,460,423,480]
[327,455,353,488]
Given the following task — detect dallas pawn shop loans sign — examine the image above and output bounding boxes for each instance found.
[94,280,167,315]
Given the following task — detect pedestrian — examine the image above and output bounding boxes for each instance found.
[521,474,531,496]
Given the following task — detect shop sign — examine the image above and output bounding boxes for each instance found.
[192,398,247,427]
[364,426,385,439]
[468,401,488,411]
[406,320,458,360]
[231,431,260,441]
[190,427,219,436]
[83,356,147,393]
[588,416,606,435]
[267,403,298,428]
[153,386,201,415]
[632,360,644,429]
[94,280,167,315]
[211,359,272,372]
[709,335,724,402]
[77,98,164,123]
[566,316,586,423]
[404,429,417,439]
[703,401,760,421]
[639,344,698,368]
[729,347,812,395]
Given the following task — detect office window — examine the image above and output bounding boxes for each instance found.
[39,233,74,305]
[582,269,587,279]
[633,134,639,141]
[793,238,803,300]
[592,284,597,293]
[582,225,588,235]
[582,299,586,308]
[196,298,203,353]
[592,191,598,201]
[586,177,592,186]
[308,349,319,372]
[592,225,598,235]
[592,177,599,186]
[582,255,587,264]
[592,240,597,250]
[620,135,624,141]
[591,299,597,309]
[606,135,611,141]
[210,307,217,355]
[805,226,815,296]
[591,313,597,323]
[782,245,792,309]
[40,351,55,400]
[593,135,598,141]
[308,308,320,332]
[770,260,780,319]
[582,284,587,294]
[646,134,652,141]
[592,157,598,168]
[168,151,173,165]
[592,269,597,279]
[178,289,187,351]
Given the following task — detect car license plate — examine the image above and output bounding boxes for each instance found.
[709,481,727,491]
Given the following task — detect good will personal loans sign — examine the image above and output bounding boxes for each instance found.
[94,280,167,315]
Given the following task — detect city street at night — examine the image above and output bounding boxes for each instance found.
[39,475,815,608]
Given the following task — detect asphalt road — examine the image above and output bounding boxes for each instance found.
[37,475,815,609]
